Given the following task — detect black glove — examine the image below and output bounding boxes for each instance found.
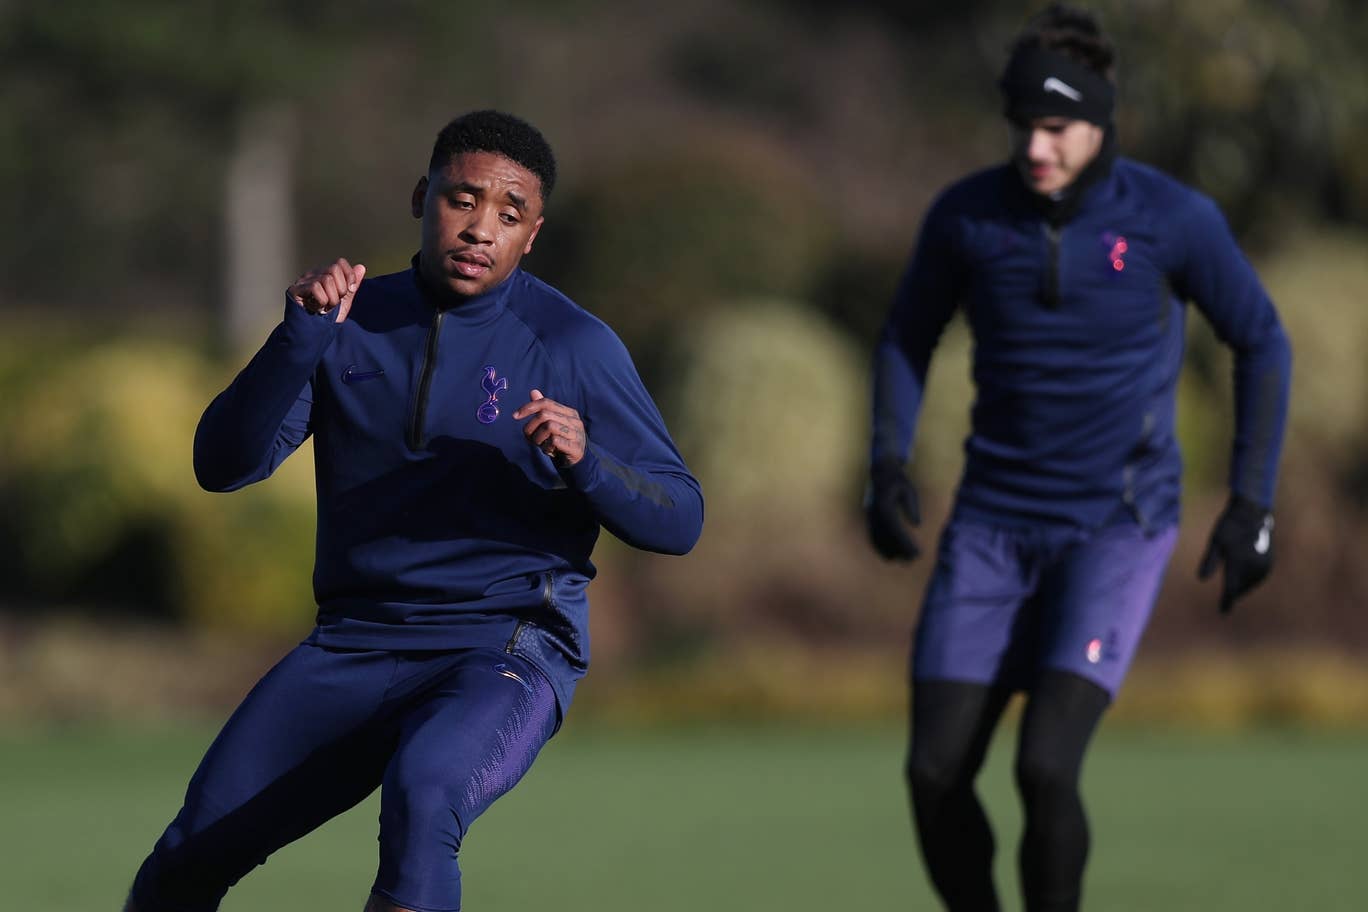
[866,461,921,561]
[1197,494,1275,615]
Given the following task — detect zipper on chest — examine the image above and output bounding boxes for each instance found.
[408,308,446,451]
[1043,223,1062,310]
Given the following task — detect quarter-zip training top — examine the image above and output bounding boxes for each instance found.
[872,157,1292,530]
[194,264,704,714]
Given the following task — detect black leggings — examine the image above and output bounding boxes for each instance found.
[905,671,1111,912]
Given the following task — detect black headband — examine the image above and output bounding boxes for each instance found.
[1000,45,1114,126]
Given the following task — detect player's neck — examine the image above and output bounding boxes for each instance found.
[1031,125,1118,226]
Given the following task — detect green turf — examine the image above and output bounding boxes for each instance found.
[2,722,1365,910]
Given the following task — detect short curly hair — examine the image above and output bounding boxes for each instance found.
[428,110,558,203]
[1011,3,1116,81]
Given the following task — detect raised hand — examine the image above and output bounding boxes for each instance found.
[288,258,366,322]
[513,389,587,467]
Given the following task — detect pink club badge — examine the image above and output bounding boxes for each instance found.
[1101,231,1128,272]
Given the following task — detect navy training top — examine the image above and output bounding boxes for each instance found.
[871,157,1292,529]
[194,264,704,714]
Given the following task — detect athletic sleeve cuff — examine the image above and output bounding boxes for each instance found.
[560,443,604,491]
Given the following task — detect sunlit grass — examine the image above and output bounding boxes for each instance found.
[3,722,1365,911]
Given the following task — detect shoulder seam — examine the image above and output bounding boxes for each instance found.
[501,273,605,410]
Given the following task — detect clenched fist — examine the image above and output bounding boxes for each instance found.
[288,258,366,322]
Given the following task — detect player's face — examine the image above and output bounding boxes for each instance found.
[1009,117,1104,196]
[412,151,545,299]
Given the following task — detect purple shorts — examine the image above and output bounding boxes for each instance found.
[913,518,1178,698]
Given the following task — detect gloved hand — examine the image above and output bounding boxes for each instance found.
[866,460,921,561]
[1197,494,1275,615]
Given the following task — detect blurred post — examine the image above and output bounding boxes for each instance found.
[224,102,296,355]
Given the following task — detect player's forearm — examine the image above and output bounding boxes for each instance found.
[194,300,335,491]
[870,199,959,470]
[1228,321,1293,506]
[870,335,927,468]
[562,445,704,554]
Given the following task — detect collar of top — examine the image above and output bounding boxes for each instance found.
[409,252,516,322]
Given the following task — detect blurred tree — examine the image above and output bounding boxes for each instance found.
[5,0,1363,327]
[536,140,833,389]
[2,1,313,345]
[0,0,488,347]
[1103,0,1367,242]
[224,102,297,353]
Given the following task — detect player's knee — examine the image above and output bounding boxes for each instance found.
[1014,748,1079,803]
[905,747,967,800]
[128,827,245,912]
[382,779,468,850]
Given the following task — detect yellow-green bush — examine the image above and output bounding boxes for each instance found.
[641,298,918,644]
[6,342,209,578]
[1172,315,1231,494]
[170,456,317,633]
[907,318,973,491]
[3,336,317,635]
[1119,650,1368,730]
[664,298,865,524]
[1257,229,1368,476]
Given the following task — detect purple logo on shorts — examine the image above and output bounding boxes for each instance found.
[477,366,508,424]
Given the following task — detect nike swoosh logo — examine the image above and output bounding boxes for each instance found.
[342,365,385,384]
[493,662,532,691]
[1254,517,1273,555]
[1043,77,1083,101]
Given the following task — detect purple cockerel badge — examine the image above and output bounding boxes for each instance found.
[477,366,508,424]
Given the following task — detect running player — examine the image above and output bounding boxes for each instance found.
[865,6,1291,910]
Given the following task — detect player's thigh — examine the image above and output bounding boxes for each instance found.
[373,649,558,909]
[908,679,1013,791]
[134,645,397,907]
[1015,670,1110,780]
[913,519,1038,686]
[170,644,396,844]
[1039,523,1178,696]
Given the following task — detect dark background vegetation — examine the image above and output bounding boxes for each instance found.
[2,0,1366,726]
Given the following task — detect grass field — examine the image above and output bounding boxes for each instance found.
[3,722,1365,910]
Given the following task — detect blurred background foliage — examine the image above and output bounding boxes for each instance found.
[2,0,1366,725]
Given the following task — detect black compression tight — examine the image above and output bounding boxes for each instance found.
[905,671,1111,912]
[905,679,1012,911]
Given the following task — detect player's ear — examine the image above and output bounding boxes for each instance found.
[411,177,429,219]
[523,216,544,255]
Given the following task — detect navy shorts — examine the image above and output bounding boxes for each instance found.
[912,518,1178,698]
[130,644,559,912]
